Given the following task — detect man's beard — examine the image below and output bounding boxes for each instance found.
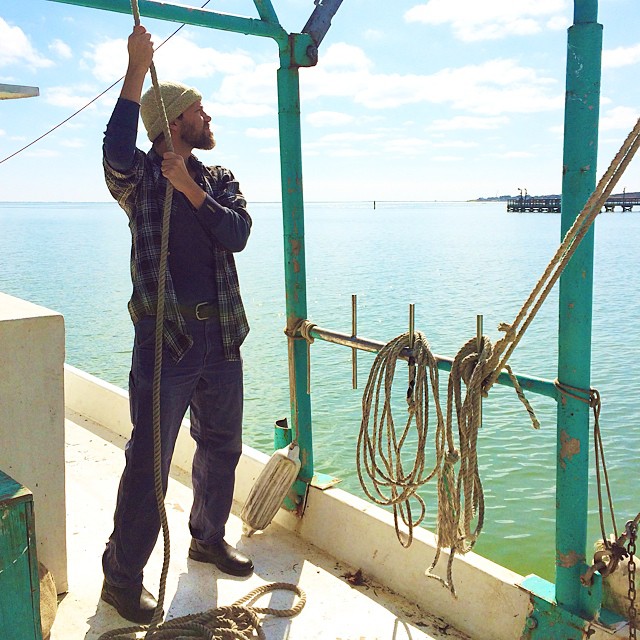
[182,121,216,150]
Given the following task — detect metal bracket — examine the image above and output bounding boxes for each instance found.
[302,0,345,47]
[518,574,608,639]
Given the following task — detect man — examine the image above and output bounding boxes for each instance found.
[100,25,253,624]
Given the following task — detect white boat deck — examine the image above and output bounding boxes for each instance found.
[51,409,471,640]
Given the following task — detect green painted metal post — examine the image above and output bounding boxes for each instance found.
[277,52,313,506]
[555,0,602,616]
[46,0,288,43]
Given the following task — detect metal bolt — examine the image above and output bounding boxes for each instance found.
[526,616,538,630]
[306,45,318,64]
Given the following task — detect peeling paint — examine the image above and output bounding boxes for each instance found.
[289,237,301,256]
[559,430,580,469]
[557,548,584,568]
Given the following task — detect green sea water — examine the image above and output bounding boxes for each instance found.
[1,199,639,582]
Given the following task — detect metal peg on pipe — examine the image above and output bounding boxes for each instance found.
[306,341,311,396]
[409,304,415,350]
[352,294,358,389]
[477,314,483,426]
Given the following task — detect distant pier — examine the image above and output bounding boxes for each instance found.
[507,195,640,212]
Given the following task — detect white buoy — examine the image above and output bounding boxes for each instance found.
[241,442,301,536]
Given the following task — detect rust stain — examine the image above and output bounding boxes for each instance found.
[293,259,300,274]
[557,549,584,568]
[289,238,301,257]
[559,430,580,469]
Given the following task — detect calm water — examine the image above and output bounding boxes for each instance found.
[1,200,639,582]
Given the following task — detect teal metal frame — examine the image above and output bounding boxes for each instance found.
[44,0,619,633]
[556,0,602,618]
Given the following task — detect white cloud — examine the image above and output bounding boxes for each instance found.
[245,127,278,139]
[328,148,372,157]
[502,151,535,158]
[432,139,479,148]
[404,0,569,42]
[59,138,85,148]
[429,115,509,130]
[363,29,386,42]
[210,102,275,118]
[83,37,127,83]
[546,16,570,30]
[384,137,431,155]
[432,155,463,162]
[603,43,640,69]
[317,132,384,144]
[0,18,53,69]
[214,61,278,111]
[301,45,562,115]
[85,33,255,84]
[306,111,355,127]
[44,85,100,109]
[599,106,640,131]
[49,39,72,60]
[25,149,60,158]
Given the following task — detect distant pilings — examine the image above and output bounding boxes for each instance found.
[507,196,640,212]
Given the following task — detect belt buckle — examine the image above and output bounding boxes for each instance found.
[195,302,208,321]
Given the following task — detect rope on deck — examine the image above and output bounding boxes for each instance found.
[98,582,306,640]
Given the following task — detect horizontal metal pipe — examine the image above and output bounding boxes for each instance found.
[307,325,559,400]
[46,0,288,43]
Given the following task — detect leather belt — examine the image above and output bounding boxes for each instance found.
[179,302,218,321]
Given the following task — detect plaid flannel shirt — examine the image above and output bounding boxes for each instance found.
[104,148,251,362]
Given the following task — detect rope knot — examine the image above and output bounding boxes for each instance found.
[284,318,316,343]
[445,449,460,465]
[497,322,515,339]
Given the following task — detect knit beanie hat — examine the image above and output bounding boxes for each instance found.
[140,81,202,142]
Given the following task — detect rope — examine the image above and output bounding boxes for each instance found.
[97,582,306,640]
[127,0,175,630]
[357,332,444,548]
[287,319,317,395]
[357,330,542,595]
[554,381,618,543]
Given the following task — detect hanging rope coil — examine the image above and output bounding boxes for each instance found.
[357,331,445,548]
[357,329,542,595]
[98,582,306,640]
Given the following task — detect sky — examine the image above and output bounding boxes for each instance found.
[1,0,640,203]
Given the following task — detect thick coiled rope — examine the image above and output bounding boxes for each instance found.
[357,331,539,596]
[98,582,306,640]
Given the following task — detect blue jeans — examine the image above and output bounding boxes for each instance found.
[102,315,243,588]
